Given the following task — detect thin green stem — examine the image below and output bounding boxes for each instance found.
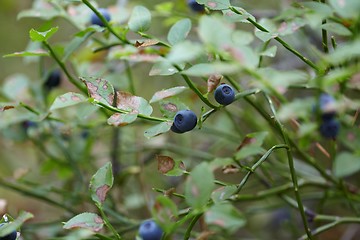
[234,144,288,194]
[92,99,169,122]
[0,178,76,214]
[263,93,313,239]
[258,40,271,67]
[43,41,86,94]
[125,61,136,95]
[97,204,123,240]
[229,6,320,72]
[184,213,203,240]
[298,216,360,240]
[82,0,130,44]
[175,67,218,109]
[321,0,329,53]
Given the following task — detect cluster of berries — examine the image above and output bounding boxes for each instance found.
[171,84,235,134]
[317,93,340,139]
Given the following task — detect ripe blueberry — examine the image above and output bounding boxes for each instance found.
[319,119,340,139]
[214,84,235,105]
[187,0,205,12]
[44,69,61,90]
[0,223,17,240]
[318,93,336,120]
[139,220,163,240]
[171,110,197,134]
[90,8,111,27]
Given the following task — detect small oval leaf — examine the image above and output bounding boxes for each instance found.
[63,212,104,232]
[128,6,152,32]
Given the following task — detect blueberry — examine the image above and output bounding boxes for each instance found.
[319,119,340,139]
[171,110,197,134]
[90,8,111,27]
[44,69,61,90]
[0,223,17,240]
[319,93,336,120]
[139,220,163,240]
[187,0,205,12]
[214,84,235,105]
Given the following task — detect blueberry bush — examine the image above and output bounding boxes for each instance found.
[1,0,360,239]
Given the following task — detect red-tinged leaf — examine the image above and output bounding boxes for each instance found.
[116,91,153,115]
[150,86,187,103]
[128,53,160,62]
[63,212,104,232]
[80,77,115,106]
[89,162,113,205]
[107,113,138,126]
[207,74,222,93]
[3,50,49,58]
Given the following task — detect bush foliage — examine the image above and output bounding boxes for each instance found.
[1,0,360,239]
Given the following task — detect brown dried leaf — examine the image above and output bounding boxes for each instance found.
[135,39,160,48]
[207,74,222,92]
[157,155,175,174]
[0,106,15,112]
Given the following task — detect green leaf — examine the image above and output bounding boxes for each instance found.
[29,27,59,42]
[197,0,230,10]
[166,41,203,64]
[185,162,215,210]
[89,162,114,205]
[149,61,180,76]
[205,203,246,233]
[182,62,241,76]
[151,196,178,233]
[63,212,104,232]
[116,91,153,115]
[324,39,360,65]
[150,86,187,103]
[198,15,233,49]
[17,8,60,20]
[260,45,277,57]
[0,211,33,237]
[329,0,360,19]
[2,74,31,101]
[144,121,172,138]
[235,132,268,160]
[3,50,49,58]
[334,152,360,178]
[80,77,115,106]
[278,98,314,121]
[222,7,255,23]
[167,18,192,45]
[128,6,151,32]
[50,92,87,111]
[107,113,138,127]
[322,22,352,36]
[211,185,237,203]
[159,98,189,118]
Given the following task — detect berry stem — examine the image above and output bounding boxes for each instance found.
[184,213,203,240]
[228,6,320,72]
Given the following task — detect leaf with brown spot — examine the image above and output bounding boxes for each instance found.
[63,212,104,232]
[150,86,187,103]
[235,132,268,159]
[116,91,153,115]
[157,155,186,176]
[89,162,113,206]
[80,77,115,106]
[50,92,87,111]
[207,74,222,93]
[107,113,138,127]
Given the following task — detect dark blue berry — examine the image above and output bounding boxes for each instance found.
[171,110,197,133]
[319,93,336,120]
[187,0,205,12]
[90,8,111,27]
[319,119,340,139]
[0,223,17,240]
[44,69,61,90]
[214,84,235,105]
[139,220,163,240]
